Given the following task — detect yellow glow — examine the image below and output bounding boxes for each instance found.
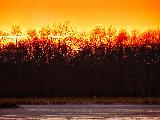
[0,0,160,33]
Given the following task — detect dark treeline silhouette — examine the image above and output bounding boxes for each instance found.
[0,24,160,97]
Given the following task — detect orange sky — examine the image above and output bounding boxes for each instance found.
[0,0,160,32]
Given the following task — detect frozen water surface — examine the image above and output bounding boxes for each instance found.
[0,105,160,119]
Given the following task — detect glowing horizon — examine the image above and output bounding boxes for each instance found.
[0,0,160,33]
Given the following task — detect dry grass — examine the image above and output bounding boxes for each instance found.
[0,97,160,105]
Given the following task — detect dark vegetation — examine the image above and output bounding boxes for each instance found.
[0,24,160,97]
[1,97,160,105]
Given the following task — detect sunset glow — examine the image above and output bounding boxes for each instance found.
[0,0,160,32]
[0,0,160,64]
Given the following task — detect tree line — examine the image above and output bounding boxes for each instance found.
[0,24,160,97]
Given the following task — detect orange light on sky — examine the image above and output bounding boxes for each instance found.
[0,0,160,32]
